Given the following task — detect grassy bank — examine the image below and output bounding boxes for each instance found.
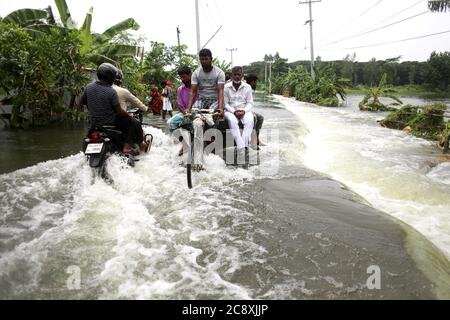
[345,85,450,99]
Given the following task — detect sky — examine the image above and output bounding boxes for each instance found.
[1,0,450,65]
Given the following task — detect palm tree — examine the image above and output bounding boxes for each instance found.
[428,0,450,12]
[359,73,403,111]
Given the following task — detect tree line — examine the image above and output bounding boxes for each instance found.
[243,52,450,91]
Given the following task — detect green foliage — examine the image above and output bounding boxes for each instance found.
[141,42,197,87]
[271,64,347,107]
[244,52,450,93]
[1,9,48,27]
[426,51,450,90]
[213,58,231,74]
[359,73,403,111]
[407,103,447,140]
[120,57,149,101]
[381,103,447,140]
[142,41,176,86]
[380,104,419,129]
[0,24,89,127]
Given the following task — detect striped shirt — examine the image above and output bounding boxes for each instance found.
[81,81,120,127]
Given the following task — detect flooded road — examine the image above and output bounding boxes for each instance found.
[0,94,449,299]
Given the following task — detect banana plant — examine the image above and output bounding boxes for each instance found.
[52,0,141,64]
[359,73,403,111]
[428,0,450,12]
[3,0,141,65]
[1,8,47,27]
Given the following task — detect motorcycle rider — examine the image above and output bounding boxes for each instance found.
[80,63,149,154]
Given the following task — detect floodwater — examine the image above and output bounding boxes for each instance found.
[0,94,449,299]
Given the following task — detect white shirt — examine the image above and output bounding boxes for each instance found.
[224,81,253,113]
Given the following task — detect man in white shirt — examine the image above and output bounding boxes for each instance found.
[224,66,254,150]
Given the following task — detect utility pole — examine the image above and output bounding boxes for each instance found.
[264,59,268,86]
[268,59,273,94]
[195,0,201,64]
[195,0,201,53]
[176,26,182,61]
[226,48,237,67]
[264,57,274,94]
[299,0,321,80]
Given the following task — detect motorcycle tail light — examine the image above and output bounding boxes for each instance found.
[90,131,101,142]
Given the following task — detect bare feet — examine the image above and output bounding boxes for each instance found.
[139,142,150,153]
[123,143,134,154]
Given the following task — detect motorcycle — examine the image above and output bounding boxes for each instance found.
[82,108,153,178]
[178,108,259,189]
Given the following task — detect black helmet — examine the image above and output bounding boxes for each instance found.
[116,69,123,81]
[97,63,118,85]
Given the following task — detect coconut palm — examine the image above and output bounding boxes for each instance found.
[359,73,403,111]
[428,0,450,12]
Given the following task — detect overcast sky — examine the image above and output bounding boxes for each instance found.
[1,0,449,65]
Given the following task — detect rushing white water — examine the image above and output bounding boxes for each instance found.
[276,96,450,261]
[2,97,449,299]
[0,122,296,299]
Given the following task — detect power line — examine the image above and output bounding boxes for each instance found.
[318,0,384,43]
[367,0,424,30]
[200,0,215,32]
[321,0,425,47]
[320,29,450,51]
[319,10,429,48]
[212,0,224,25]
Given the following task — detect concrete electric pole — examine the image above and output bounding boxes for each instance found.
[195,0,201,65]
[176,26,182,61]
[299,0,321,80]
[226,48,238,67]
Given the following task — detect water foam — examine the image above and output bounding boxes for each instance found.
[276,96,450,261]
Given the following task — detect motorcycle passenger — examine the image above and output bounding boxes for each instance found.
[224,66,254,152]
[80,63,149,154]
[244,74,265,148]
[113,70,148,113]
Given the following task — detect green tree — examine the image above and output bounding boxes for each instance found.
[426,51,450,90]
[0,24,88,127]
